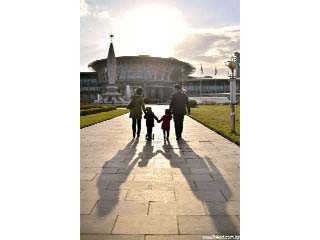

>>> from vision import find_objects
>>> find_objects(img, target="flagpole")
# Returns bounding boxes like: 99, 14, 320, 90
200, 64, 203, 97
200, 78, 202, 97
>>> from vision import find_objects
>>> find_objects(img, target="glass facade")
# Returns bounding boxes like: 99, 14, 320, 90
185, 78, 240, 97
80, 72, 99, 105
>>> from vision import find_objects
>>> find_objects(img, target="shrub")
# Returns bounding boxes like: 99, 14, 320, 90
80, 104, 96, 110
144, 98, 150, 104
189, 99, 198, 108
80, 104, 113, 110
80, 106, 117, 116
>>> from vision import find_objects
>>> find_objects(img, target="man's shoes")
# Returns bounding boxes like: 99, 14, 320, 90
133, 133, 136, 138
176, 137, 181, 140
137, 134, 140, 138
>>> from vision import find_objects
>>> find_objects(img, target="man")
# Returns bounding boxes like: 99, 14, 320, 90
169, 84, 190, 140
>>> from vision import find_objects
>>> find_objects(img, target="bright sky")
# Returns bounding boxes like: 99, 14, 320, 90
80, 0, 240, 76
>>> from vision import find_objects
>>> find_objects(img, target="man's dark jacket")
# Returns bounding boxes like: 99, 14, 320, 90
169, 92, 190, 115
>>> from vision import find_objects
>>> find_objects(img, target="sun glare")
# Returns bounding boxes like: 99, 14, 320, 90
114, 5, 187, 57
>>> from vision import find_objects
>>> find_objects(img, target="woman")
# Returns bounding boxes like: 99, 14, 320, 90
128, 87, 146, 138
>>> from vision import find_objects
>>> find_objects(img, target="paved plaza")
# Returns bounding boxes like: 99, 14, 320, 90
81, 105, 240, 239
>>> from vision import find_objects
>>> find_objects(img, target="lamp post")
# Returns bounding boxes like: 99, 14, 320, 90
225, 56, 237, 133
181, 67, 185, 90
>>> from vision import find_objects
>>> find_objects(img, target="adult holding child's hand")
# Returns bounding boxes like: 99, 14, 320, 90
169, 84, 190, 140
127, 87, 146, 138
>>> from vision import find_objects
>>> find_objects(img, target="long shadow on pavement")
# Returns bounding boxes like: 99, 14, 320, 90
158, 139, 240, 235
95, 138, 140, 217
93, 135, 239, 235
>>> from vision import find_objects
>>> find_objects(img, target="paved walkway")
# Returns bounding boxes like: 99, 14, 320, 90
81, 105, 240, 239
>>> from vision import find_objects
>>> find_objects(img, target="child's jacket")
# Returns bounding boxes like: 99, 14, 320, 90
159, 114, 172, 130
144, 112, 159, 128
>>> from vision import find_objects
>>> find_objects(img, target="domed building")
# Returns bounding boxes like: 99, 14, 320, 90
80, 39, 239, 105
86, 54, 195, 104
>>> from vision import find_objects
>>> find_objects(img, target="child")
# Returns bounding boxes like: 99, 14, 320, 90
158, 109, 172, 140
144, 107, 159, 140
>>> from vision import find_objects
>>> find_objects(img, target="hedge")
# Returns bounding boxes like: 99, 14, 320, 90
189, 99, 198, 108
80, 106, 117, 116
80, 104, 113, 110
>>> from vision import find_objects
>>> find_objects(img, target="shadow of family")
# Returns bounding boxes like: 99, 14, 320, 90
95, 138, 239, 234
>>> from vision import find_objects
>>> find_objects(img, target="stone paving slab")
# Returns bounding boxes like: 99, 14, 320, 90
171, 176, 195, 185
153, 168, 190, 175
107, 181, 153, 190
80, 214, 118, 234
99, 173, 135, 182
146, 235, 206, 240
178, 215, 240, 234
149, 200, 206, 215
194, 181, 223, 191
81, 198, 98, 214
174, 174, 214, 182
134, 173, 173, 182
93, 200, 149, 216
81, 180, 97, 192
152, 181, 196, 191
112, 215, 178, 234
81, 171, 99, 181
101, 167, 120, 174
212, 172, 240, 182
125, 190, 176, 201
203, 201, 240, 215
81, 167, 120, 174
175, 190, 226, 202
120, 168, 154, 174
189, 168, 216, 175
81, 105, 240, 236
81, 235, 144, 240
81, 189, 128, 201
99, 190, 129, 201
221, 186, 240, 201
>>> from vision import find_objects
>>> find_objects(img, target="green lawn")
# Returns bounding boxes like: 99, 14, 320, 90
189, 105, 240, 145
80, 108, 129, 129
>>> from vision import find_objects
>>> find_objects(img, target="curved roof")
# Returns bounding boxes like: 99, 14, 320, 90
88, 56, 195, 75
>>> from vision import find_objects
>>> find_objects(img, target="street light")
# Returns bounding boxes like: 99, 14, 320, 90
225, 56, 237, 133
181, 67, 185, 90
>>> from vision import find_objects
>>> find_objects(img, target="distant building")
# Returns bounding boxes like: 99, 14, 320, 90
183, 52, 240, 101
185, 76, 240, 101
80, 72, 99, 105
80, 45, 240, 104
80, 55, 195, 104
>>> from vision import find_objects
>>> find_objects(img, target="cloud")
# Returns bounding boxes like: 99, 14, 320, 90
80, 0, 89, 17
92, 10, 110, 19
173, 26, 239, 76
80, 1, 239, 76
174, 26, 239, 66
80, 0, 110, 19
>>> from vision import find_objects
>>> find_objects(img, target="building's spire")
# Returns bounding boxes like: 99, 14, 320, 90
107, 34, 115, 59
